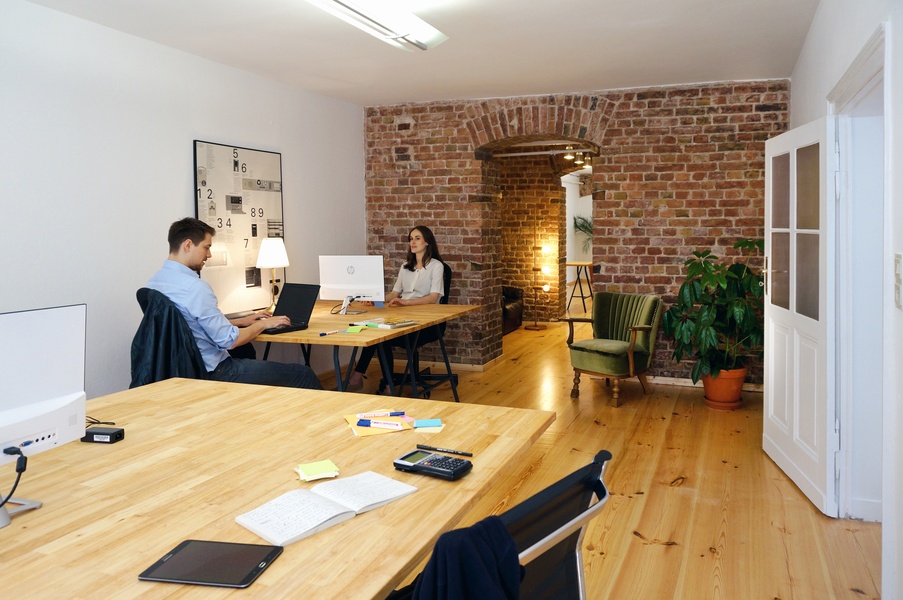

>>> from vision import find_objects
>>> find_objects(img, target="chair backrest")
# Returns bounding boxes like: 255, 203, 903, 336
439, 261, 452, 305
130, 288, 206, 388
591, 291, 662, 353
498, 449, 613, 600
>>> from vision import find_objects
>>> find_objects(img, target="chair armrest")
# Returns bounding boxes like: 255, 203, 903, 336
627, 325, 652, 332
562, 317, 592, 345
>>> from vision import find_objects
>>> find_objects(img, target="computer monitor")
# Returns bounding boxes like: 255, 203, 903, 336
0, 304, 87, 528
318, 255, 386, 307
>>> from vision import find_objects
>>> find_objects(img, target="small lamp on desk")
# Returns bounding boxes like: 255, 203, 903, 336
256, 237, 289, 313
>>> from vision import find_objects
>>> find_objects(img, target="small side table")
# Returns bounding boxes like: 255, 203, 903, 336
566, 261, 594, 312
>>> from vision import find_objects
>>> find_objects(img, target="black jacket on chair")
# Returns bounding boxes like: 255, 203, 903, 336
404, 516, 521, 600
129, 288, 207, 388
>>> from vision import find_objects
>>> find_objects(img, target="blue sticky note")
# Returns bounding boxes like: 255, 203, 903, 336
414, 418, 442, 428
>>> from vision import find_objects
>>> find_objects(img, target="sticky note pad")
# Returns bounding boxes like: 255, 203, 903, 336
346, 326, 363, 333
414, 419, 442, 428
295, 459, 339, 482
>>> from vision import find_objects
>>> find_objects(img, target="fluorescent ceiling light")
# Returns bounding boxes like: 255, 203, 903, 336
307, 0, 448, 51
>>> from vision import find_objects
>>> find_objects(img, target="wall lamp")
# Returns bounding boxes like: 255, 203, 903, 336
307, 0, 448, 51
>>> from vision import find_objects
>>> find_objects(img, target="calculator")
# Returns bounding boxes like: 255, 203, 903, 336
393, 449, 473, 480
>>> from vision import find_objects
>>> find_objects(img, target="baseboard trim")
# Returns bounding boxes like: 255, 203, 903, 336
646, 375, 763, 392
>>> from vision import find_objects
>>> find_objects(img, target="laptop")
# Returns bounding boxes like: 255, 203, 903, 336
263, 283, 320, 334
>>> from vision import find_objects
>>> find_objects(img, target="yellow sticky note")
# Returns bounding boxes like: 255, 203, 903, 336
295, 459, 340, 481
346, 326, 364, 333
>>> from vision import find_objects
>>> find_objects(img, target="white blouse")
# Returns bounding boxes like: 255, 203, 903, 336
391, 260, 444, 302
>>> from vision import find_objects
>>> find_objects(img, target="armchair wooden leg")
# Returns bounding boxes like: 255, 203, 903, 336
610, 378, 621, 408
637, 372, 651, 394
570, 371, 581, 398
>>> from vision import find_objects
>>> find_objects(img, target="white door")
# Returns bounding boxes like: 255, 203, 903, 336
762, 118, 838, 517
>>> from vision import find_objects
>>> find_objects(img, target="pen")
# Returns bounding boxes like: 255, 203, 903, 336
357, 419, 403, 430
416, 443, 473, 457
356, 411, 404, 418
319, 330, 340, 336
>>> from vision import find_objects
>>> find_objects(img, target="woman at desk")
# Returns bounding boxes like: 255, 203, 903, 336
346, 225, 444, 392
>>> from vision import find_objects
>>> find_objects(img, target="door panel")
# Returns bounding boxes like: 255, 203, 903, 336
763, 117, 838, 517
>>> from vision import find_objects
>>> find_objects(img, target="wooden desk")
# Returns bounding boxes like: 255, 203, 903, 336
258, 301, 479, 398
566, 261, 595, 312
0, 379, 554, 598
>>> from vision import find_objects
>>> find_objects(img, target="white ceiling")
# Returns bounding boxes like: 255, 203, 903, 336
25, 0, 820, 106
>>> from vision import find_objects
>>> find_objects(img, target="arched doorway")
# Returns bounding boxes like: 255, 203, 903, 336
477, 138, 598, 326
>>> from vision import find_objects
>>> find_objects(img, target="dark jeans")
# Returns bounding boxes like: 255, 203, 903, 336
210, 357, 322, 390
354, 345, 380, 375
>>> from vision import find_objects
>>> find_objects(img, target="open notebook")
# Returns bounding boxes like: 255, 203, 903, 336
235, 471, 417, 546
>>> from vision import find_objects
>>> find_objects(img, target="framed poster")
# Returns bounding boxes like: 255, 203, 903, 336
194, 140, 285, 314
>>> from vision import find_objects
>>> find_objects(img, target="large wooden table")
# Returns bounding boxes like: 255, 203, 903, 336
0, 379, 554, 598
258, 301, 479, 396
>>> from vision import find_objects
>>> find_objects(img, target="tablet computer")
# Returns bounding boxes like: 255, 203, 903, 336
138, 539, 283, 588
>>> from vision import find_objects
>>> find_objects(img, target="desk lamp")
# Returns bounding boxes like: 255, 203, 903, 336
256, 238, 289, 313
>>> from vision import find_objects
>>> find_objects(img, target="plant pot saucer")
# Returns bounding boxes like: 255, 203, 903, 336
703, 396, 743, 411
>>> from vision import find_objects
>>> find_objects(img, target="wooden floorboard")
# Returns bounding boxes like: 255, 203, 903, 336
350, 304, 882, 599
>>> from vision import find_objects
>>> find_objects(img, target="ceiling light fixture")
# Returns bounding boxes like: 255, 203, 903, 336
574, 152, 584, 165
563, 146, 575, 160
307, 0, 448, 51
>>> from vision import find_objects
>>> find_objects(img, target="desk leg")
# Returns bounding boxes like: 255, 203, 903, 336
400, 332, 420, 398
435, 327, 460, 403
301, 344, 311, 367
334, 346, 358, 392
567, 265, 593, 312
263, 342, 272, 361
579, 265, 592, 312
567, 265, 587, 311
376, 343, 397, 396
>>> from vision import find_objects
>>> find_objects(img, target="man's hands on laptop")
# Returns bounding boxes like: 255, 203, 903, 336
232, 311, 284, 328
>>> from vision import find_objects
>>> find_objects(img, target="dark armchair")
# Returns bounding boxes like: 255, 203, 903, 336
502, 286, 524, 335
564, 291, 662, 407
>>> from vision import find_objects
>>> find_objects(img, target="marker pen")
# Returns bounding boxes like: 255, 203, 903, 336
357, 419, 403, 430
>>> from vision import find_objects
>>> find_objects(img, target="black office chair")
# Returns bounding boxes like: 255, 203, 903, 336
378, 262, 460, 401
391, 449, 613, 600
129, 288, 207, 388
500, 449, 612, 599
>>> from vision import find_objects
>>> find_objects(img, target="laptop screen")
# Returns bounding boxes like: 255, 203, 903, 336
272, 283, 320, 323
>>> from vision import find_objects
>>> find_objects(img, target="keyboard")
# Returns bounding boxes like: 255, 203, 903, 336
263, 322, 308, 334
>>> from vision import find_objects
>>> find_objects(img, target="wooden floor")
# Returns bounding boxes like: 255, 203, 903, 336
351, 303, 883, 599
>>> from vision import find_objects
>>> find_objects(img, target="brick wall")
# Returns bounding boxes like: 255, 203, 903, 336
364, 81, 789, 380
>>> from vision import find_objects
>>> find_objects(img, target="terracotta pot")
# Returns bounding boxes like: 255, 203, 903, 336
701, 367, 747, 410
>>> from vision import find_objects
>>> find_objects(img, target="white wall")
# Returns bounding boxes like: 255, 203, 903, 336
563, 173, 593, 283
790, 0, 900, 595
0, 1, 366, 398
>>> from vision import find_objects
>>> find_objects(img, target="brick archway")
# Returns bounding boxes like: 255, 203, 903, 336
461, 95, 616, 150
461, 97, 614, 326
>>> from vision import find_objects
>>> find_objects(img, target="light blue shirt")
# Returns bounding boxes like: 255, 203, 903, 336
146, 260, 238, 372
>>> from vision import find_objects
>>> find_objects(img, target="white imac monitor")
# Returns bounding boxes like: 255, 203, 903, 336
318, 255, 386, 307
0, 304, 87, 527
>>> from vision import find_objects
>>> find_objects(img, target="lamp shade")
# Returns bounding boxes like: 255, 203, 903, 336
256, 238, 290, 269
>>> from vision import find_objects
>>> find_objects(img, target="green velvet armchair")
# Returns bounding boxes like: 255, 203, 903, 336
565, 291, 662, 407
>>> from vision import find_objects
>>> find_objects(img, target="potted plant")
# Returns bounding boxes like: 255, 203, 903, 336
573, 215, 593, 253
662, 238, 765, 409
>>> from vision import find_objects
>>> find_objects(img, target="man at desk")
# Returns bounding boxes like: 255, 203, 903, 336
146, 217, 322, 389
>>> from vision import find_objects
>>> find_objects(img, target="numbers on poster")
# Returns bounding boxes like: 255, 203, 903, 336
193, 140, 285, 313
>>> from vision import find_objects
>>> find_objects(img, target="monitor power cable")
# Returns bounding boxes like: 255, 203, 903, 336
1, 447, 27, 510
